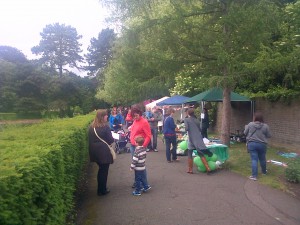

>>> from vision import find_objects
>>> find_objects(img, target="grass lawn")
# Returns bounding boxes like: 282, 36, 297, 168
223, 141, 299, 195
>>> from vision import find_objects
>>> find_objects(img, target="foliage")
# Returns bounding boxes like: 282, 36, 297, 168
285, 157, 300, 183
98, 0, 285, 145
0, 49, 102, 116
31, 23, 84, 76
0, 46, 28, 64
0, 114, 94, 225
85, 28, 116, 78
237, 1, 300, 101
0, 113, 17, 120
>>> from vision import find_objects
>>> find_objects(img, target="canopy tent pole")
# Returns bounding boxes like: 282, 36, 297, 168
180, 104, 184, 120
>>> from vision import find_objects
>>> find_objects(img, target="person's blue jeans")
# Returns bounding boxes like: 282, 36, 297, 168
130, 144, 136, 157
134, 170, 149, 193
148, 127, 158, 150
164, 135, 177, 161
247, 141, 267, 178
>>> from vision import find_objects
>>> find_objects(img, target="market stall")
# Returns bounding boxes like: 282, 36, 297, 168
194, 144, 228, 163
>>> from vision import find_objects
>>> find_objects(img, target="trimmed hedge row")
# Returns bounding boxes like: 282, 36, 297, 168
0, 114, 94, 225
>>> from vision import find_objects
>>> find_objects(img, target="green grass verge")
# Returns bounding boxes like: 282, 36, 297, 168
224, 142, 296, 191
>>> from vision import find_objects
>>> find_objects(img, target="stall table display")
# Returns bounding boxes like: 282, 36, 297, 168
193, 143, 229, 163
176, 131, 188, 156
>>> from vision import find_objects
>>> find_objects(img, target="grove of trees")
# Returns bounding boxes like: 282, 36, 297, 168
97, 0, 300, 144
0, 23, 116, 117
1, 1, 300, 144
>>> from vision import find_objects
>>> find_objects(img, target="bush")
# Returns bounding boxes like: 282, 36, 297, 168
285, 157, 300, 183
0, 113, 17, 120
0, 114, 94, 225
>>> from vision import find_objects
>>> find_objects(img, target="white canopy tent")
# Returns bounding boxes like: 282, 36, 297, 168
145, 96, 169, 109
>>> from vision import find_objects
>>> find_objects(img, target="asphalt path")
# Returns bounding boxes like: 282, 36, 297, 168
75, 139, 300, 225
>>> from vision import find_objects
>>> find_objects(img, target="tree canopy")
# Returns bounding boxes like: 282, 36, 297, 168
97, 0, 300, 144
31, 23, 84, 76
85, 28, 117, 77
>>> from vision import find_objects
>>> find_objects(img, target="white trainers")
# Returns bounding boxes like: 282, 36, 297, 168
143, 186, 152, 192
154, 149, 158, 152
249, 176, 257, 181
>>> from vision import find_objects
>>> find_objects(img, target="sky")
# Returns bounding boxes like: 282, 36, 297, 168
0, 0, 111, 75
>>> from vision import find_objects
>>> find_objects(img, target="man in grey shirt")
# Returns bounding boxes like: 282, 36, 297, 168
146, 107, 163, 152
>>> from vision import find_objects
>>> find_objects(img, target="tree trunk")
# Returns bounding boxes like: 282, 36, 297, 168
221, 87, 231, 146
59, 65, 63, 77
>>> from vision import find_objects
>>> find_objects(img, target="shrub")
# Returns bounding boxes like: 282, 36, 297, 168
0, 114, 94, 225
285, 157, 300, 183
0, 113, 17, 120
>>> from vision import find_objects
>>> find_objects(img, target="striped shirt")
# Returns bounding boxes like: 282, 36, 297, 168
130, 146, 147, 171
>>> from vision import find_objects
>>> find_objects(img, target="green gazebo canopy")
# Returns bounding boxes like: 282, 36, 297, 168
184, 88, 250, 103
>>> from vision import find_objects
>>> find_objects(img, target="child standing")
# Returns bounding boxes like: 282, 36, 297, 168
130, 136, 151, 196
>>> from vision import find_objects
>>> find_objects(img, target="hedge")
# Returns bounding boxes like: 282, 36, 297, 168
0, 114, 94, 225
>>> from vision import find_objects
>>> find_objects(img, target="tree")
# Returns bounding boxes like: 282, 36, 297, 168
99, 0, 283, 145
31, 23, 84, 76
0, 45, 28, 64
85, 28, 116, 77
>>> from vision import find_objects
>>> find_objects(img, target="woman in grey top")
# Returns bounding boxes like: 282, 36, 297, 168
184, 108, 213, 174
244, 112, 271, 181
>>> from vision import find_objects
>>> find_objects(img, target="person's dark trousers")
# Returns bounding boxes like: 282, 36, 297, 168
97, 163, 110, 194
164, 135, 177, 161
147, 127, 158, 150
201, 127, 208, 139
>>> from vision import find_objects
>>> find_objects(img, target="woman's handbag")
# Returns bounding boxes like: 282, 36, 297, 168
94, 128, 116, 161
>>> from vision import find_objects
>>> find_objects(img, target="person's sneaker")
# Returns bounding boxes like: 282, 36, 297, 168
143, 186, 151, 192
146, 149, 150, 152
153, 149, 158, 152
249, 176, 257, 181
262, 170, 268, 175
132, 191, 141, 196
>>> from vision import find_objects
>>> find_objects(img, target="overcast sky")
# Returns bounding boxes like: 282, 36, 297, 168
0, 0, 110, 74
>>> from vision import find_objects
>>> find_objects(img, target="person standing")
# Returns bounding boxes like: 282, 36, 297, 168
201, 108, 209, 138
109, 107, 124, 132
184, 108, 213, 174
163, 107, 179, 163
128, 105, 152, 188
88, 109, 114, 196
146, 107, 162, 152
244, 112, 271, 181
129, 105, 152, 156
130, 136, 151, 196
125, 108, 133, 129
157, 108, 163, 133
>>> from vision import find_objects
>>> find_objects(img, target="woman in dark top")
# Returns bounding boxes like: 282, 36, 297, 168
201, 108, 209, 138
163, 107, 179, 163
89, 109, 114, 196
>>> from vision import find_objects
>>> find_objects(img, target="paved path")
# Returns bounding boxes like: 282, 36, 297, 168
75, 139, 300, 225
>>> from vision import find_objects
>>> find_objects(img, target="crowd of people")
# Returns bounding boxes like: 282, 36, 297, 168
88, 104, 271, 196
